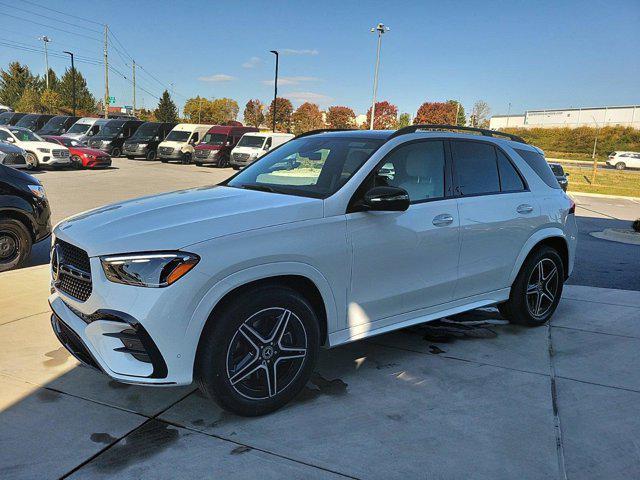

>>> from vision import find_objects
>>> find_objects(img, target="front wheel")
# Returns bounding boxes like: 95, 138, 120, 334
71, 155, 83, 169
615, 162, 626, 170
0, 218, 32, 272
146, 150, 157, 161
25, 152, 38, 170
111, 147, 121, 158
499, 246, 564, 326
181, 153, 192, 165
196, 286, 320, 416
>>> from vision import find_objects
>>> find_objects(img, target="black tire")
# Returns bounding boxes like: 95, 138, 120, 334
233, 166, 241, 170
71, 155, 83, 169
194, 162, 203, 167
161, 159, 168, 163
146, 150, 157, 161
615, 162, 626, 170
217, 155, 228, 168
0, 218, 32, 272
111, 147, 121, 158
182, 153, 192, 165
499, 246, 564, 326
126, 155, 135, 160
196, 286, 320, 416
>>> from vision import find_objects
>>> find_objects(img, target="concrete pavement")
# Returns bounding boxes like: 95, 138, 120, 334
1, 266, 639, 479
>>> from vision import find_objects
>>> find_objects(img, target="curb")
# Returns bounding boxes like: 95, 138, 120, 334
569, 191, 640, 201
590, 228, 640, 245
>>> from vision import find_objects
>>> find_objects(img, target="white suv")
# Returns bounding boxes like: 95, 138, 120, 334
49, 126, 577, 416
607, 151, 640, 170
0, 126, 70, 169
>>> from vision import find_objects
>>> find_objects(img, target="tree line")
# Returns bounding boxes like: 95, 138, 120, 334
0, 60, 492, 133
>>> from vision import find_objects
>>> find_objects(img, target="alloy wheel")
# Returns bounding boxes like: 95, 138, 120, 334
226, 307, 308, 400
526, 258, 559, 318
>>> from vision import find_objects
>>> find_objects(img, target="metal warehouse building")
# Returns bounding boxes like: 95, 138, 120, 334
490, 104, 640, 130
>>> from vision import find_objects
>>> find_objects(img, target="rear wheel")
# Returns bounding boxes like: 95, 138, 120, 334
615, 162, 626, 170
499, 246, 564, 326
0, 218, 32, 272
196, 286, 319, 416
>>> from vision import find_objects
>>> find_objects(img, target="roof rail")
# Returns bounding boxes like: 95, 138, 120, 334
388, 124, 527, 144
294, 128, 356, 139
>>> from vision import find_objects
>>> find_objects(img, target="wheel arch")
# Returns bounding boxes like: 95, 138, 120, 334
0, 207, 37, 241
509, 229, 570, 284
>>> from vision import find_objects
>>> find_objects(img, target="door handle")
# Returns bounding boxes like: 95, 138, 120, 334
432, 214, 454, 227
517, 204, 534, 214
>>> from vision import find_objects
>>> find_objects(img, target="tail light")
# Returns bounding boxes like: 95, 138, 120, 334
568, 199, 576, 215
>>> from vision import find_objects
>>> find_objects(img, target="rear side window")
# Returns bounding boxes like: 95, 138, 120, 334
452, 141, 500, 195
514, 148, 560, 189
497, 150, 526, 192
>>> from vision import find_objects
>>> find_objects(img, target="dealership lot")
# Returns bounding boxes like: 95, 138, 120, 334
1, 159, 639, 478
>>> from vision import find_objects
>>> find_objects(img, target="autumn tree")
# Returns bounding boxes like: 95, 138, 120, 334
447, 100, 466, 126
471, 100, 490, 128
183, 97, 239, 124
265, 97, 293, 132
243, 99, 264, 127
291, 102, 324, 135
366, 101, 398, 130
414, 101, 456, 125
41, 89, 62, 114
15, 87, 42, 113
155, 90, 179, 122
0, 62, 39, 108
398, 112, 411, 128
325, 106, 356, 129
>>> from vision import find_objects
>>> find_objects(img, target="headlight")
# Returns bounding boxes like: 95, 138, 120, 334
101, 252, 199, 288
37, 148, 51, 153
28, 184, 46, 199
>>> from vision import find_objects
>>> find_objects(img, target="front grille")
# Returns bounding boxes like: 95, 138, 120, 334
195, 149, 210, 158
88, 140, 103, 149
124, 143, 140, 152
232, 152, 250, 162
54, 239, 92, 302
159, 147, 174, 155
3, 153, 26, 166
52, 149, 69, 158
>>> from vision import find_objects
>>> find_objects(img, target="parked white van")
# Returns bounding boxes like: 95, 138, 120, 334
158, 123, 212, 164
63, 118, 109, 143
230, 132, 295, 169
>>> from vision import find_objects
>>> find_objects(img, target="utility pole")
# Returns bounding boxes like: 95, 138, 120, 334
270, 50, 279, 132
103, 24, 109, 119
39, 36, 51, 89
132, 60, 136, 118
506, 102, 512, 128
63, 51, 76, 116
369, 23, 389, 130
591, 116, 600, 184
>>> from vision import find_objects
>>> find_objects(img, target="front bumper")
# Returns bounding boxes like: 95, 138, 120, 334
194, 151, 221, 164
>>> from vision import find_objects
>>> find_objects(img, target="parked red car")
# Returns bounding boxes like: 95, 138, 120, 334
44, 135, 111, 168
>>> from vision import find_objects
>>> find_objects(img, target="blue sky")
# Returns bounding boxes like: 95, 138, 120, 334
1, 0, 638, 118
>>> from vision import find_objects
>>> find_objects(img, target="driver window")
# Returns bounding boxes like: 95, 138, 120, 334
191, 133, 199, 144
374, 141, 445, 203
264, 138, 272, 149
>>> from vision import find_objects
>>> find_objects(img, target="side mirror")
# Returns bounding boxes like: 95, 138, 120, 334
565, 172, 570, 177
363, 186, 410, 212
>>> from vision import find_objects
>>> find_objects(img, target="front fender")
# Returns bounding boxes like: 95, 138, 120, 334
508, 228, 568, 284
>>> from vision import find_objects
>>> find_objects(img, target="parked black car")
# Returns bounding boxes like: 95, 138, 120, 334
0, 141, 28, 169
86, 119, 144, 157
0, 112, 27, 126
549, 163, 569, 191
37, 115, 80, 136
15, 114, 55, 132
0, 163, 51, 271
123, 121, 177, 160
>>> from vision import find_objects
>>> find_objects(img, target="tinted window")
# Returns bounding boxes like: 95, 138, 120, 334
374, 141, 445, 202
550, 164, 564, 176
497, 150, 526, 192
452, 141, 500, 195
514, 148, 560, 189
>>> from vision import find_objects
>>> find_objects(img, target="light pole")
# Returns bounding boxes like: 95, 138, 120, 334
270, 50, 279, 132
591, 116, 600, 183
369, 23, 389, 130
506, 102, 512, 128
63, 51, 76, 116
39, 36, 51, 89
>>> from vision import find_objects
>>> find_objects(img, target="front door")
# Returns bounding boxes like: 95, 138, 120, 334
346, 140, 460, 326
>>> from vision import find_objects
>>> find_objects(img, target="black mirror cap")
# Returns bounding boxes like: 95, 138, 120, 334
364, 186, 410, 212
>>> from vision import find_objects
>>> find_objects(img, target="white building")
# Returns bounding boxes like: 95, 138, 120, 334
490, 104, 640, 130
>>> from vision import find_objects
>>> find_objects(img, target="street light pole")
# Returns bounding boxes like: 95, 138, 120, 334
369, 23, 389, 130
591, 116, 600, 184
63, 51, 76, 116
506, 102, 511, 128
270, 50, 279, 132
39, 36, 51, 89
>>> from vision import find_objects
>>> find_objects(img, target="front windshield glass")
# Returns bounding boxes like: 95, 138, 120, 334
57, 137, 85, 147
41, 117, 67, 131
165, 130, 190, 142
98, 122, 125, 137
66, 122, 91, 134
237, 136, 265, 148
0, 112, 13, 125
130, 123, 160, 141
227, 136, 384, 199
15, 115, 38, 129
9, 128, 42, 142
201, 132, 227, 146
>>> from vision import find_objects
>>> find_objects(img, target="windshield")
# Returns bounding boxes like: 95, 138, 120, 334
165, 130, 190, 142
237, 136, 266, 148
129, 123, 160, 140
9, 128, 42, 142
57, 137, 85, 148
41, 117, 67, 131
201, 132, 227, 146
98, 122, 125, 137
550, 164, 564, 175
66, 122, 91, 134
0, 112, 12, 125
15, 115, 38, 129
227, 136, 384, 199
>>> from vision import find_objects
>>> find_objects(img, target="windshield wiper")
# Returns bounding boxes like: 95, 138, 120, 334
238, 183, 279, 193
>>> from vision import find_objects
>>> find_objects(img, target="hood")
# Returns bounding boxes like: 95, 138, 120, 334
195, 144, 222, 151
23, 141, 68, 151
124, 138, 153, 145
1, 162, 39, 184
158, 140, 187, 148
73, 147, 108, 156
62, 132, 86, 140
0, 142, 25, 154
54, 186, 324, 257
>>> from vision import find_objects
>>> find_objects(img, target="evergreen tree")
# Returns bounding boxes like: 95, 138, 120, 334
447, 100, 466, 126
0, 62, 39, 108
58, 67, 96, 115
15, 87, 42, 113
154, 90, 178, 122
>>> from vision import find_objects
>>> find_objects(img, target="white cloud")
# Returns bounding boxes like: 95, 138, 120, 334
242, 57, 262, 68
197, 74, 235, 82
284, 91, 332, 105
281, 48, 319, 56
262, 76, 320, 86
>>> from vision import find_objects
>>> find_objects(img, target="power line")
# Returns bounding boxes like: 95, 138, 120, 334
0, 1, 102, 34
20, 0, 105, 26
1, 12, 102, 42
108, 65, 160, 100
0, 41, 101, 66
137, 64, 187, 99
0, 36, 100, 63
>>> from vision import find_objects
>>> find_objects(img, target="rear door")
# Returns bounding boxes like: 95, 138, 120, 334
452, 140, 538, 298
